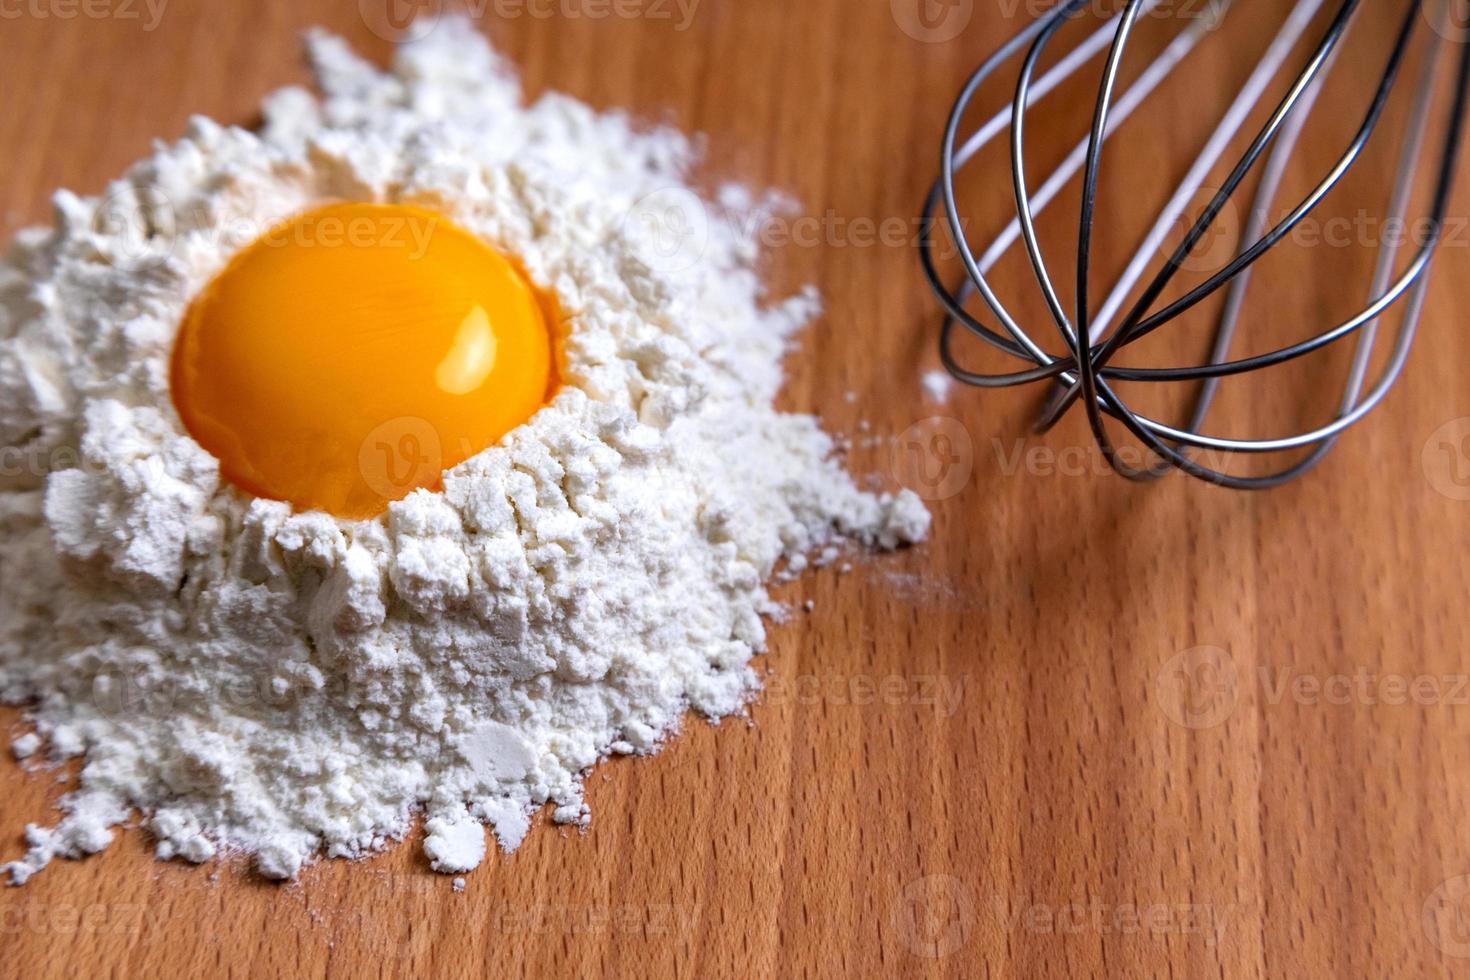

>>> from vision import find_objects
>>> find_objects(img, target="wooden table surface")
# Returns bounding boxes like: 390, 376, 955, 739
3, 1, 1469, 977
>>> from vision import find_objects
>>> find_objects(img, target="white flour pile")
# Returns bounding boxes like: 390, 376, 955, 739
0, 21, 927, 883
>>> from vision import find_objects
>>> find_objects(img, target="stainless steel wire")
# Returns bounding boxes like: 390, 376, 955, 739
921, 0, 1470, 488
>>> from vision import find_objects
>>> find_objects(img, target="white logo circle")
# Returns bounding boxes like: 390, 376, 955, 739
359, 0, 443, 42
892, 417, 974, 501
359, 416, 444, 504
1423, 418, 1470, 501
892, 875, 974, 958
1425, 875, 1470, 958
1156, 646, 1239, 729
622, 187, 710, 275
93, 185, 177, 264
890, 0, 975, 43
1166, 186, 1241, 275
1424, 0, 1470, 44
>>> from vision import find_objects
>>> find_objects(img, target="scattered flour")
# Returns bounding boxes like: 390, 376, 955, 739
921, 370, 954, 404
10, 733, 39, 761
0, 21, 927, 883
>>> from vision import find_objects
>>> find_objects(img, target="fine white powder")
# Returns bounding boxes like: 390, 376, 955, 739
0, 20, 928, 883
921, 369, 954, 404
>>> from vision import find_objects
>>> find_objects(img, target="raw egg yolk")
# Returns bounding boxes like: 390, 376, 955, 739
171, 203, 557, 520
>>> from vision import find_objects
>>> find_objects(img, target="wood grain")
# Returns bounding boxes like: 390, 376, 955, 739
3, 1, 1469, 977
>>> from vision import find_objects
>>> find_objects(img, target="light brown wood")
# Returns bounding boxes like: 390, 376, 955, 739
3, 2, 1469, 977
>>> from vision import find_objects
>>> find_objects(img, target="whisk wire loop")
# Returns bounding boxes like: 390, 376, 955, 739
922, 0, 1470, 488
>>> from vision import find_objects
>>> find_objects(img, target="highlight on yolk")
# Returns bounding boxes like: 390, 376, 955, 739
171, 202, 559, 520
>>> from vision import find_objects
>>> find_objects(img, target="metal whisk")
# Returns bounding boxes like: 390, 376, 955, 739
921, 0, 1470, 488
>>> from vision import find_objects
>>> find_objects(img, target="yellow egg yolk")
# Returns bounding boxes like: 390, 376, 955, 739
171, 202, 558, 520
